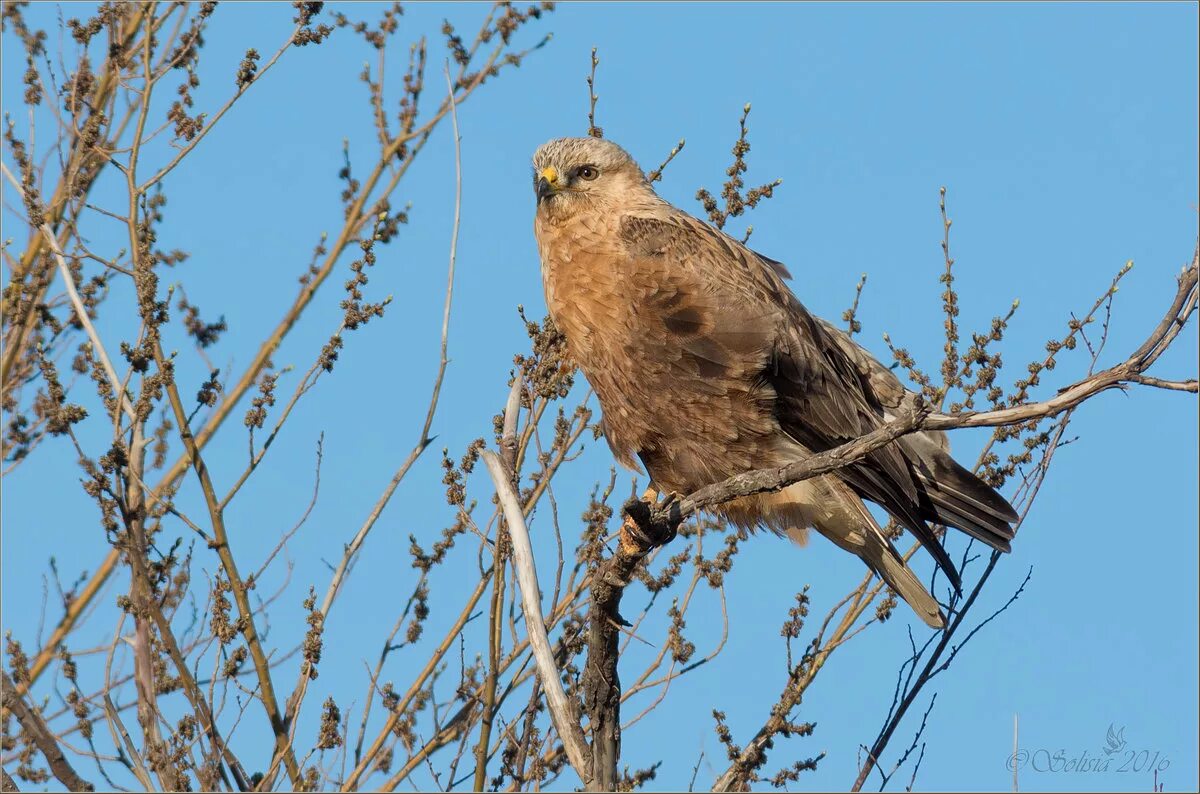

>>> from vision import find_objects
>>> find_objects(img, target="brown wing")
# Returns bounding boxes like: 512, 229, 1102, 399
601, 217, 784, 492
619, 213, 963, 588
814, 317, 949, 452
767, 297, 964, 587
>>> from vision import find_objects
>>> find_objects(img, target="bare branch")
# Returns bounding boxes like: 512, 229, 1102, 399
137, 23, 303, 192
586, 48, 602, 139
2, 670, 95, 792
1133, 374, 1198, 392
0, 162, 135, 422
482, 450, 592, 788
647, 139, 686, 184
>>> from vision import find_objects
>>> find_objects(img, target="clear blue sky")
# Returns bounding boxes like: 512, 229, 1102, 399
3, 3, 1197, 791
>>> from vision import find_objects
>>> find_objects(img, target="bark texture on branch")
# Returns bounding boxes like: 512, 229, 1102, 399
2, 671, 95, 792
583, 494, 676, 791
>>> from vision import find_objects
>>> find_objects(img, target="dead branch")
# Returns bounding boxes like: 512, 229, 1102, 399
483, 450, 593, 787
2, 671, 94, 792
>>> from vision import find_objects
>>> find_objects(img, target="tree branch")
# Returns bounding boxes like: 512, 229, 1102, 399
0, 162, 136, 422
482, 450, 593, 788
11, 5, 539, 702
2, 671, 95, 792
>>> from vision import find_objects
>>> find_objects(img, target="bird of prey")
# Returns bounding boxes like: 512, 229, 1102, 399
530, 137, 1018, 628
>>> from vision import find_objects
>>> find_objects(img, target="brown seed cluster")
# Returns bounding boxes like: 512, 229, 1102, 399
696, 104, 782, 234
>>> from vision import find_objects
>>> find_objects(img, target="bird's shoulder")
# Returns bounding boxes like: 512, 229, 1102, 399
617, 210, 788, 286
614, 209, 877, 417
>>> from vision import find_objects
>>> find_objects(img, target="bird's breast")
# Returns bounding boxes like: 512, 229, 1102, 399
533, 211, 795, 495
535, 218, 634, 359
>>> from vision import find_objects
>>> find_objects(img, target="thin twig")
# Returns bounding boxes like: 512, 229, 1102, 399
316, 61, 465, 623
647, 139, 686, 184
137, 23, 303, 192
0, 162, 135, 421
586, 48, 601, 138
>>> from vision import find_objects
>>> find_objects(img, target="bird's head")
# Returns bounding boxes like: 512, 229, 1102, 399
531, 137, 648, 220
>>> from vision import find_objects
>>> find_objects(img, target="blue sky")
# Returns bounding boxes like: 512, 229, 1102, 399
2, 2, 1197, 791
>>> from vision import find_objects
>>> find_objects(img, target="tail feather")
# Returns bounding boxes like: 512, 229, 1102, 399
921, 486, 1014, 552
838, 488, 947, 629
903, 437, 1020, 551
861, 534, 946, 629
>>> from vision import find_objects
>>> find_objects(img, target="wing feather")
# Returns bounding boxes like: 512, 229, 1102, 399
619, 212, 964, 588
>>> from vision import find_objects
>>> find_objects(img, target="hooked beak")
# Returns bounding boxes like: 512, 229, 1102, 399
536, 166, 559, 203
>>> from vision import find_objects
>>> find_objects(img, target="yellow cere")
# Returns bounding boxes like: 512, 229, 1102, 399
539, 166, 559, 185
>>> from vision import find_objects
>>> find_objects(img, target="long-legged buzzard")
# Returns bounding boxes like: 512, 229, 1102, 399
531, 137, 1017, 628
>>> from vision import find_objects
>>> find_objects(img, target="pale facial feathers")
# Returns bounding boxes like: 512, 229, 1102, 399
531, 137, 653, 220
531, 137, 642, 181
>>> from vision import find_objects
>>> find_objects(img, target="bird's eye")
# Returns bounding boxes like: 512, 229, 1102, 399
576, 165, 599, 181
